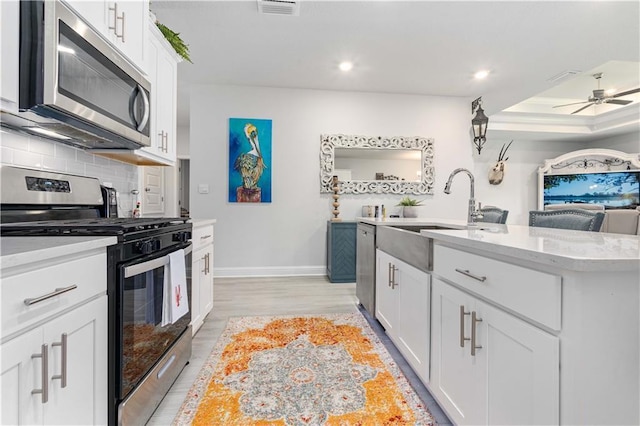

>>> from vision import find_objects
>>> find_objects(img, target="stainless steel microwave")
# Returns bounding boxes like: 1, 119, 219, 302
0, 0, 151, 150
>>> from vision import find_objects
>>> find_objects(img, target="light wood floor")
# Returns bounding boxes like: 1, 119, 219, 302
147, 276, 451, 425
147, 276, 360, 425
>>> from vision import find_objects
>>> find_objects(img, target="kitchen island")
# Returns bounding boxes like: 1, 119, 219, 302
421, 224, 639, 426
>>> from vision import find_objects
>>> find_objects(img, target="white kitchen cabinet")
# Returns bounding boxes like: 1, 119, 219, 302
191, 221, 215, 335
140, 19, 179, 164
0, 0, 19, 113
1, 240, 110, 426
375, 249, 430, 383
64, 0, 149, 72
431, 277, 559, 425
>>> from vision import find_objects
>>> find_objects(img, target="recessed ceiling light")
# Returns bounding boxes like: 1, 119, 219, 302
474, 70, 490, 79
339, 61, 353, 72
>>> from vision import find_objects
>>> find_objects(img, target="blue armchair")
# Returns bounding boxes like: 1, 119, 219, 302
529, 209, 605, 232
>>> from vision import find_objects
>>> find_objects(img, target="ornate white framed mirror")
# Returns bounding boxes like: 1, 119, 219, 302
319, 134, 435, 194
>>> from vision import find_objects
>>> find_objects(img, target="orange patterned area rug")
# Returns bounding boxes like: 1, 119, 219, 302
172, 313, 435, 425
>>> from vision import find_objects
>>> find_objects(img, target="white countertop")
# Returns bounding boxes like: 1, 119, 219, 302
190, 219, 217, 227
357, 217, 468, 229
421, 224, 640, 272
1, 236, 117, 270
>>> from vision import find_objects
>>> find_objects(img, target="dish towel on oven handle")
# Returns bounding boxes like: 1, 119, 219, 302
161, 249, 189, 326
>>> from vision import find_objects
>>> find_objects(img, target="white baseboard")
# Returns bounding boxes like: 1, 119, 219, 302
213, 265, 326, 278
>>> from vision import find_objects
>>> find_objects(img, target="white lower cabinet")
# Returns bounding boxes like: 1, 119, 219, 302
191, 221, 215, 335
1, 296, 107, 425
431, 277, 559, 425
375, 249, 430, 383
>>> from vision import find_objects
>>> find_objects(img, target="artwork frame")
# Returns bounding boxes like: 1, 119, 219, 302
228, 118, 272, 203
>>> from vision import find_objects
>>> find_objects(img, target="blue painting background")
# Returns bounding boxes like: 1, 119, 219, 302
228, 118, 272, 203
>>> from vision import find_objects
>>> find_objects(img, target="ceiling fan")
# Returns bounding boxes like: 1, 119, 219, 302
553, 72, 640, 114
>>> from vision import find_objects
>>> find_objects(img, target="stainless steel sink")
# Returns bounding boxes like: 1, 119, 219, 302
377, 225, 462, 272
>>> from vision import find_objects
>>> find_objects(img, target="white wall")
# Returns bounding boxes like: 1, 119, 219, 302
586, 131, 640, 152
1, 128, 140, 216
190, 84, 489, 276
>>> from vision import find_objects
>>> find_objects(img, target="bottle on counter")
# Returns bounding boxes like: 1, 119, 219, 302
374, 205, 379, 219
381, 204, 386, 219
132, 201, 141, 218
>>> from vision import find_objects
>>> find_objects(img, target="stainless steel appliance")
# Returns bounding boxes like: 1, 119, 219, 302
0, 0, 151, 150
356, 222, 376, 316
101, 186, 119, 218
0, 166, 192, 426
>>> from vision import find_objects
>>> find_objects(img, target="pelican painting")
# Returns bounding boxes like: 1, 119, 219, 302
228, 118, 272, 203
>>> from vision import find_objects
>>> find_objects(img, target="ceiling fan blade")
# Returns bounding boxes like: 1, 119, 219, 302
606, 99, 633, 106
553, 101, 589, 108
571, 103, 594, 114
612, 87, 640, 98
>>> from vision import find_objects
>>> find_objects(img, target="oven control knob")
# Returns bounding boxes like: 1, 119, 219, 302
172, 231, 191, 243
135, 240, 154, 254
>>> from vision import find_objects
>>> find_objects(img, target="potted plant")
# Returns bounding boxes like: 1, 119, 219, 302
397, 197, 423, 218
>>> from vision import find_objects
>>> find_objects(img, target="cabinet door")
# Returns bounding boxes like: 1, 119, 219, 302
430, 278, 481, 425
1, 328, 44, 426
199, 245, 214, 319
375, 250, 398, 334
395, 260, 430, 383
1, 0, 19, 112
143, 24, 177, 164
43, 296, 108, 425
190, 247, 204, 335
106, 1, 148, 71
475, 299, 559, 425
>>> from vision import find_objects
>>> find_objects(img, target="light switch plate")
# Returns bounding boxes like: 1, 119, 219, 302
198, 184, 209, 194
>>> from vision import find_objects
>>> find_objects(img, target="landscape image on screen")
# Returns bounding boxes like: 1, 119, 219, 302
544, 171, 640, 208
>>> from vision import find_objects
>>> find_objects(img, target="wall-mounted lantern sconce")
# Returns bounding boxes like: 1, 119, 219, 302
471, 97, 489, 154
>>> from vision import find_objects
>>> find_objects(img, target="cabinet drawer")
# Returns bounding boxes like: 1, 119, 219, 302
1, 251, 107, 339
192, 224, 214, 251
433, 245, 561, 330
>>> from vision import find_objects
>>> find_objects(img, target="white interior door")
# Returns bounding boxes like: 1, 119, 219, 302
142, 166, 165, 216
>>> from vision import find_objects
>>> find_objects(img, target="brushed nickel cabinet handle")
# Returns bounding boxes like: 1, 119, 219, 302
471, 311, 483, 356
200, 234, 212, 240
391, 265, 398, 289
455, 268, 487, 282
51, 333, 68, 388
24, 285, 78, 306
460, 305, 470, 347
31, 344, 48, 403
119, 10, 126, 42
388, 262, 393, 287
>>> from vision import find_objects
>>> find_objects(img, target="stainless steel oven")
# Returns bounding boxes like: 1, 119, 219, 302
1, 0, 151, 150
116, 236, 192, 426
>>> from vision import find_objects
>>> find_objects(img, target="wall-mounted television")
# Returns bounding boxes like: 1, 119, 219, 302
543, 171, 640, 209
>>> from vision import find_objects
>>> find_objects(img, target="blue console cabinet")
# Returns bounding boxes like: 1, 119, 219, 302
326, 221, 357, 283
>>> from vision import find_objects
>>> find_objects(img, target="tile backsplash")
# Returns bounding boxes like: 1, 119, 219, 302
1, 128, 140, 217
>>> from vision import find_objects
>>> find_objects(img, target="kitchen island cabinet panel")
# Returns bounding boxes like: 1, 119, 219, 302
431, 277, 559, 425
376, 249, 430, 383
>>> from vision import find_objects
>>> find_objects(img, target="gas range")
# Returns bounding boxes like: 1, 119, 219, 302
1, 217, 191, 241
0, 166, 193, 426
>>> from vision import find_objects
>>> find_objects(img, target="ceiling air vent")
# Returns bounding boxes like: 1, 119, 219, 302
257, 0, 300, 16
547, 70, 581, 83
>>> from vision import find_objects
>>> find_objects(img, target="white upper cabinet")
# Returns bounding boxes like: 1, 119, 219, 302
141, 19, 178, 164
64, 0, 149, 73
1, 0, 19, 113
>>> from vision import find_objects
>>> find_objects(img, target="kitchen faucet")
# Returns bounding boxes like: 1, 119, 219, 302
444, 168, 483, 226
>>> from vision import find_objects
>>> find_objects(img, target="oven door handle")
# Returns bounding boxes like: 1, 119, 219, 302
124, 244, 192, 278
